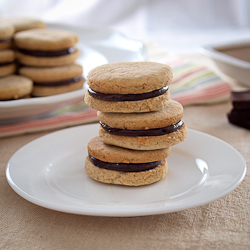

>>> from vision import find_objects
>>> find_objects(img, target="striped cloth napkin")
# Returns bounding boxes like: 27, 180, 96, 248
0, 58, 231, 138
166, 58, 232, 105
0, 102, 98, 138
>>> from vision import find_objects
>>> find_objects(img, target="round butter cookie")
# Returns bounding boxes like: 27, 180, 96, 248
0, 49, 16, 77
2, 17, 45, 32
85, 136, 170, 186
0, 75, 33, 100
84, 62, 172, 113
0, 21, 15, 50
98, 99, 188, 150
14, 29, 79, 66
19, 63, 84, 96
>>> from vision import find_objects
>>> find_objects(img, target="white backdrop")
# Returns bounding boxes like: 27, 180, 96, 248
1, 0, 250, 52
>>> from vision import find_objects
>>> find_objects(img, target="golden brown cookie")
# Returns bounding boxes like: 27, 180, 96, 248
0, 49, 16, 77
14, 29, 79, 66
19, 64, 84, 97
0, 75, 33, 100
87, 62, 173, 94
85, 136, 170, 186
2, 17, 45, 32
85, 62, 172, 113
88, 136, 171, 163
0, 21, 15, 50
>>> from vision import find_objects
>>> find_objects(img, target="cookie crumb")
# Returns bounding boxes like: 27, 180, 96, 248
137, 137, 149, 145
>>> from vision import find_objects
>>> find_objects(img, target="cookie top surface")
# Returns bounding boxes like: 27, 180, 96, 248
87, 62, 173, 94
87, 136, 171, 163
0, 75, 33, 100
0, 49, 15, 62
19, 63, 83, 81
14, 29, 79, 50
2, 17, 45, 32
97, 99, 183, 129
0, 21, 15, 39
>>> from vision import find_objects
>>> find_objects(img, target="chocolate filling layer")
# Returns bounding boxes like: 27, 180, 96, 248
34, 76, 82, 87
18, 47, 76, 57
0, 37, 12, 43
89, 154, 161, 172
100, 120, 183, 136
88, 85, 169, 102
0, 61, 13, 67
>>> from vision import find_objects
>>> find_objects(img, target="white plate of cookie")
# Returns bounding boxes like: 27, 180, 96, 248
0, 20, 146, 123
6, 123, 246, 217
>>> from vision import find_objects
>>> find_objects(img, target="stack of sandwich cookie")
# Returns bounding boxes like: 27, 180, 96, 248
84, 61, 188, 186
15, 29, 84, 97
0, 21, 16, 76
0, 17, 84, 100
0, 21, 29, 99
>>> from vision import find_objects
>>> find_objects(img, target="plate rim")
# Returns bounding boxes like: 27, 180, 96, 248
6, 124, 247, 217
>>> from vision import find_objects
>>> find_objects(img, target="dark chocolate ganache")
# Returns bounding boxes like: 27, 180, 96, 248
17, 47, 76, 57
88, 85, 169, 102
0, 37, 12, 43
100, 120, 183, 136
89, 154, 161, 172
0, 61, 13, 67
34, 76, 82, 86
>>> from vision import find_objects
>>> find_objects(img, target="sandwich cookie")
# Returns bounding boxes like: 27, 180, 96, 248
19, 63, 84, 96
2, 17, 45, 32
14, 29, 79, 66
85, 136, 170, 186
0, 21, 15, 50
84, 62, 172, 113
0, 75, 33, 100
0, 50, 16, 77
98, 99, 188, 150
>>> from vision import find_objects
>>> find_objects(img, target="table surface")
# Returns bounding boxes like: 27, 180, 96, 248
1, 47, 250, 249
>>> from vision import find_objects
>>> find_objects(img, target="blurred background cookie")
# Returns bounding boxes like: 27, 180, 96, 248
14, 29, 79, 66
2, 17, 45, 32
0, 49, 16, 77
0, 21, 15, 50
0, 75, 33, 100
19, 63, 84, 97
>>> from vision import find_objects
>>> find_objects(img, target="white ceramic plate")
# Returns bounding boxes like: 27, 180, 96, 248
0, 23, 146, 123
199, 40, 250, 87
6, 124, 246, 217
